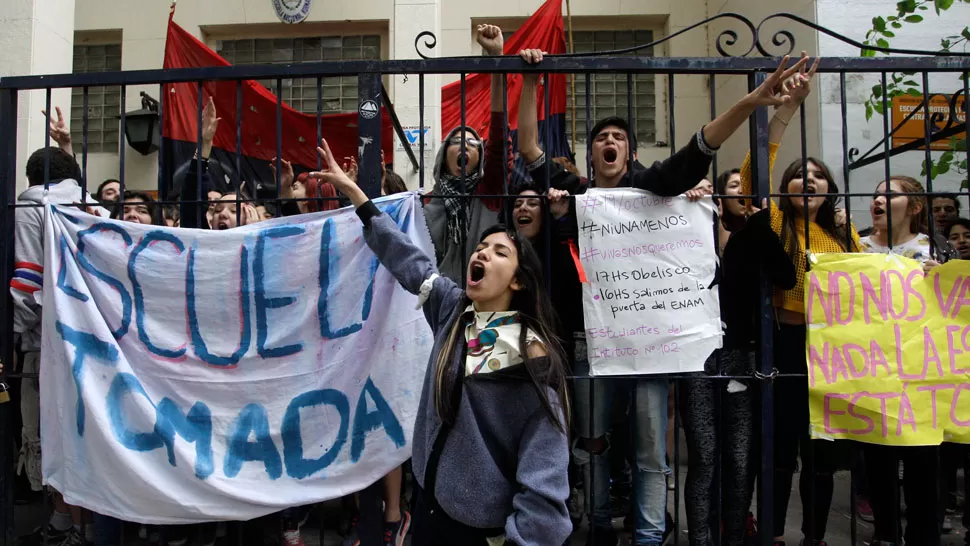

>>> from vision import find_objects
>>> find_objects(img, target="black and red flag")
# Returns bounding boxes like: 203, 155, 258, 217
161, 11, 394, 199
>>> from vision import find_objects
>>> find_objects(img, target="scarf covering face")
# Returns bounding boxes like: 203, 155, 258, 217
433, 126, 486, 245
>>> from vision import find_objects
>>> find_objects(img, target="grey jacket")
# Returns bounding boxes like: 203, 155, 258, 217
424, 112, 511, 283
357, 201, 571, 546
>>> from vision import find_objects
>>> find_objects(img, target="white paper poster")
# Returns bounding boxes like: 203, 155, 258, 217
40, 193, 433, 523
575, 188, 722, 376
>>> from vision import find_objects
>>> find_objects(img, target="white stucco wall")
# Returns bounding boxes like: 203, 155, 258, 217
3, 0, 834, 193
816, 0, 970, 229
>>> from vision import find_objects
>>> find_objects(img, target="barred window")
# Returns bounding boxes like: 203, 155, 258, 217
217, 36, 382, 114
71, 44, 123, 154
568, 30, 655, 144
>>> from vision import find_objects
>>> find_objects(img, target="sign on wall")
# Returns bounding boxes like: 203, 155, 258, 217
41, 194, 433, 523
271, 0, 312, 24
891, 94, 966, 151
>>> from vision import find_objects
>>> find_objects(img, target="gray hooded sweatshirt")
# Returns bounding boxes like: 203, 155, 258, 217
357, 200, 571, 546
424, 112, 510, 284
11, 179, 106, 352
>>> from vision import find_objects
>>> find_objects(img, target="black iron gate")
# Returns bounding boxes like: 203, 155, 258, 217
1, 12, 969, 546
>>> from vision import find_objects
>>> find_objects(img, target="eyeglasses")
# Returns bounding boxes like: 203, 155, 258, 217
446, 136, 481, 147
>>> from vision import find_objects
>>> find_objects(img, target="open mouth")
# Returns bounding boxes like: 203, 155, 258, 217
603, 148, 618, 164
872, 206, 885, 216
469, 262, 486, 285
517, 215, 533, 226
803, 186, 817, 195
216, 221, 231, 230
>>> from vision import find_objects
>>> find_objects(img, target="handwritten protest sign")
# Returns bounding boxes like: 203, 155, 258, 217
807, 253, 970, 445
575, 188, 721, 376
40, 193, 433, 523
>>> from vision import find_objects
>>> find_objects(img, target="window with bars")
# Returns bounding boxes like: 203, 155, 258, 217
567, 30, 656, 144
71, 44, 123, 154
216, 36, 381, 114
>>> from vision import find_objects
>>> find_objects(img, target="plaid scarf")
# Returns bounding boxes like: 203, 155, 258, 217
436, 172, 482, 244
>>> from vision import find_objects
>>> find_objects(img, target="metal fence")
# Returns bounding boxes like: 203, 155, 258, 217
1, 11, 969, 546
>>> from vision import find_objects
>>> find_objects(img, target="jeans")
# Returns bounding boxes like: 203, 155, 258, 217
572, 334, 670, 545
92, 514, 123, 546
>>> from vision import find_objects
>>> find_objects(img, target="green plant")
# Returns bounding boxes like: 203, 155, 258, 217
860, 0, 969, 185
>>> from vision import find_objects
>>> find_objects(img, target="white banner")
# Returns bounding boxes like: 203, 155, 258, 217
40, 193, 433, 523
575, 188, 721, 376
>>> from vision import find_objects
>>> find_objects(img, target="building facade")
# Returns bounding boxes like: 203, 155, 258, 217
2, 0, 826, 192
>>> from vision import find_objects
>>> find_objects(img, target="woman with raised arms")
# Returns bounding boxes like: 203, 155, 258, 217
310, 139, 572, 546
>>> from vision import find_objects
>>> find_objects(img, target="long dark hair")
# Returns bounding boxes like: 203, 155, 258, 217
777, 158, 855, 258
433, 224, 570, 433
110, 191, 165, 226
715, 168, 744, 232
880, 175, 929, 236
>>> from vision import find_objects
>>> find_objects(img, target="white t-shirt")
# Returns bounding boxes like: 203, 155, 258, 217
860, 232, 932, 263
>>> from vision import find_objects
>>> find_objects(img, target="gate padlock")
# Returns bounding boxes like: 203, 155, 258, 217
0, 382, 9, 404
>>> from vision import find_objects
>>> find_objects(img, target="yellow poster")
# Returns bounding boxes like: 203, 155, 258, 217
806, 253, 970, 446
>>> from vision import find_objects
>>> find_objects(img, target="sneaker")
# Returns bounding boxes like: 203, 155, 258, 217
743, 513, 760, 545
341, 516, 360, 546
17, 524, 70, 546
382, 511, 411, 546
585, 526, 618, 546
55, 529, 84, 546
944, 513, 955, 534
855, 495, 874, 523
567, 487, 584, 525
281, 529, 304, 546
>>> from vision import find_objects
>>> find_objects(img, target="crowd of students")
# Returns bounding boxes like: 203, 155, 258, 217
4, 23, 970, 546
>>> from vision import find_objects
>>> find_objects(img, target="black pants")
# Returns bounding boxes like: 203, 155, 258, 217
411, 483, 504, 546
772, 323, 840, 540
865, 444, 940, 545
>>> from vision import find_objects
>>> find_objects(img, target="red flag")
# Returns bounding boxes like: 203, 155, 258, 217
441, 0, 567, 137
162, 16, 393, 168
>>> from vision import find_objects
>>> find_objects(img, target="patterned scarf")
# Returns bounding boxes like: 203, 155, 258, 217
437, 172, 482, 245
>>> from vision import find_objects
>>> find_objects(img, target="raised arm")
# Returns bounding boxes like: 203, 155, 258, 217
311, 140, 463, 328
739, 54, 819, 211
517, 50, 544, 165
700, 54, 812, 149
43, 107, 74, 157
477, 24, 514, 206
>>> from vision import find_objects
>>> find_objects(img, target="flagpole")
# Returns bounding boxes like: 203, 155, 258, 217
565, 0, 576, 151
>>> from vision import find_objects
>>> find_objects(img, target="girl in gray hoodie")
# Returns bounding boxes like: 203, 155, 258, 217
312, 139, 572, 546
